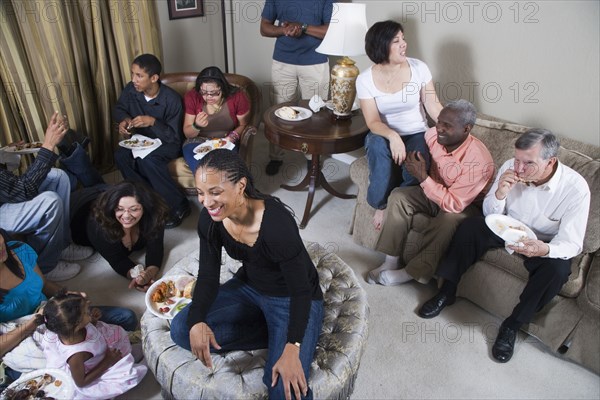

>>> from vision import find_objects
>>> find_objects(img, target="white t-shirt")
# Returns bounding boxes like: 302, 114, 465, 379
356, 57, 432, 136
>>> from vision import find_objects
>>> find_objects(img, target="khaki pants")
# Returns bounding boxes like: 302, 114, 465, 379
269, 60, 329, 160
376, 186, 481, 283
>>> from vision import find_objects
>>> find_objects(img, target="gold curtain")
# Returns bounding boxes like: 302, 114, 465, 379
0, 0, 162, 171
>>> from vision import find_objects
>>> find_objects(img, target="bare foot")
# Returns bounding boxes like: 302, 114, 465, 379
373, 209, 385, 230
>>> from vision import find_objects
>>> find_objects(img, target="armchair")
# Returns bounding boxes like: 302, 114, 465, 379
161, 72, 261, 194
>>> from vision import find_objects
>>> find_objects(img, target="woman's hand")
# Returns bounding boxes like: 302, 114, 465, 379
194, 111, 209, 129
128, 265, 159, 292
271, 343, 307, 400
189, 322, 221, 368
90, 307, 102, 325
388, 135, 407, 165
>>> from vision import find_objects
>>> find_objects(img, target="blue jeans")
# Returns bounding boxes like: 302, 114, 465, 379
96, 306, 138, 332
0, 168, 71, 273
171, 278, 324, 399
365, 131, 430, 209
59, 143, 105, 188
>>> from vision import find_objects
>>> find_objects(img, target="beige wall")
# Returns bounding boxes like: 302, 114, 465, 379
159, 1, 599, 146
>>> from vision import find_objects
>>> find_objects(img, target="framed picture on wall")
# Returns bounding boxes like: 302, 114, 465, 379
168, 0, 204, 20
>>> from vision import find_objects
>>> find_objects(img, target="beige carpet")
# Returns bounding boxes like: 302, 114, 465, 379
68, 130, 599, 399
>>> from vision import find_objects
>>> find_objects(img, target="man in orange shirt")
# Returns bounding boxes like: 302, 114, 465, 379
368, 99, 494, 285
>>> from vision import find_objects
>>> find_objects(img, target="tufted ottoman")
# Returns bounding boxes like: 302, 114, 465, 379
141, 241, 369, 400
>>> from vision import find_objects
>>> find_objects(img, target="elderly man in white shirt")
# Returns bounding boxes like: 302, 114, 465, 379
416, 128, 591, 363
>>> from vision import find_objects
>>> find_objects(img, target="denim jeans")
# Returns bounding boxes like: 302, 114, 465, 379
365, 131, 430, 209
59, 143, 105, 188
0, 168, 71, 273
171, 278, 324, 399
96, 306, 138, 332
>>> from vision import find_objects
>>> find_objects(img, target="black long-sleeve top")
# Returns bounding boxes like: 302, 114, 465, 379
0, 148, 58, 206
71, 199, 164, 277
187, 198, 323, 343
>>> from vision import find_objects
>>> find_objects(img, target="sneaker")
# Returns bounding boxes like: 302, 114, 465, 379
45, 261, 82, 281
61, 243, 95, 261
265, 160, 283, 176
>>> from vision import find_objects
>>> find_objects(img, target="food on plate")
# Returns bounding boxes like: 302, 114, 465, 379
175, 276, 196, 298
2, 373, 59, 400
150, 280, 177, 303
122, 138, 154, 148
195, 145, 212, 154
15, 142, 43, 150
508, 225, 526, 231
278, 106, 299, 119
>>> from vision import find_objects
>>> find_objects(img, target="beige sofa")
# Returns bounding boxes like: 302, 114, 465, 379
349, 115, 600, 374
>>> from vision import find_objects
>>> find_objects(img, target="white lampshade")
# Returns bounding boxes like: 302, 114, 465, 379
316, 3, 367, 57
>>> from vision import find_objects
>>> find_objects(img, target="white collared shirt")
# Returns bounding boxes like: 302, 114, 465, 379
483, 159, 590, 259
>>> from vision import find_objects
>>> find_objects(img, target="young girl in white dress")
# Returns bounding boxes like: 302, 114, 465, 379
42, 291, 146, 399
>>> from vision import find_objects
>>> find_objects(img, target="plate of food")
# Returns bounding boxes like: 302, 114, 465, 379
192, 138, 235, 159
145, 275, 196, 319
118, 137, 157, 150
0, 368, 74, 400
0, 142, 44, 154
485, 214, 537, 246
274, 106, 312, 121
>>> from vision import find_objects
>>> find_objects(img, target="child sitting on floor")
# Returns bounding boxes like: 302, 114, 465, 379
42, 290, 146, 399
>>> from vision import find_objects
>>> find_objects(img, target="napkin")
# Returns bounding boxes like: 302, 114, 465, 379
129, 134, 162, 159
309, 95, 326, 112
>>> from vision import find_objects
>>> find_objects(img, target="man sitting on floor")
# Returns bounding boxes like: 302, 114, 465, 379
368, 99, 494, 286
418, 128, 590, 363
113, 53, 190, 229
0, 112, 93, 281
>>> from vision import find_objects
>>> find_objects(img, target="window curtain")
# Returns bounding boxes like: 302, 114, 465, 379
0, 0, 162, 172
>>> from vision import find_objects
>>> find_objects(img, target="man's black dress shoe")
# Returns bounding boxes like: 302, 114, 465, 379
265, 160, 283, 176
418, 292, 455, 319
492, 325, 517, 363
165, 204, 191, 229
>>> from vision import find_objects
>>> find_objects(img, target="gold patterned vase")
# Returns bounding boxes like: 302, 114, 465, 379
330, 56, 359, 119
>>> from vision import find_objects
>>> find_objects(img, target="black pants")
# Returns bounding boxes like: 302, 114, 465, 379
437, 216, 571, 325
114, 143, 187, 215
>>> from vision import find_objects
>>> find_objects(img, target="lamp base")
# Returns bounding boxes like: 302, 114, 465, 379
330, 56, 359, 117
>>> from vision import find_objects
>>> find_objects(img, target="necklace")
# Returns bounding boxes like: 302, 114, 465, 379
381, 64, 404, 92
208, 99, 223, 114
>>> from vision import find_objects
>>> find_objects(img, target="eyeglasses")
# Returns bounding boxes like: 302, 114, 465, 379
115, 206, 143, 215
200, 90, 222, 97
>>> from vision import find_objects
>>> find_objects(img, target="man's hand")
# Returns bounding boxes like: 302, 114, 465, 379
281, 21, 301, 37
118, 118, 133, 137
405, 151, 428, 183
189, 322, 221, 369
495, 169, 520, 200
129, 115, 156, 129
271, 343, 307, 400
507, 239, 550, 258
389, 135, 406, 165
42, 111, 69, 151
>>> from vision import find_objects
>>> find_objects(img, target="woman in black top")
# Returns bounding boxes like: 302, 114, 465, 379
170, 149, 323, 400
70, 181, 169, 291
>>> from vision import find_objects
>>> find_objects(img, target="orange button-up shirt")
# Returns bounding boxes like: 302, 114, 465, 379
420, 127, 494, 213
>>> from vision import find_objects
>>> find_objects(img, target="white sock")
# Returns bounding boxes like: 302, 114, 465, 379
367, 255, 400, 284
379, 268, 413, 286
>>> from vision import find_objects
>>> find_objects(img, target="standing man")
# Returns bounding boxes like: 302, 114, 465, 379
113, 53, 190, 228
260, 0, 333, 175
0, 112, 93, 281
418, 129, 590, 363
368, 100, 494, 285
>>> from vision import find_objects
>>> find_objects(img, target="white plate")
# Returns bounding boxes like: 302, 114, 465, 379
118, 138, 157, 150
0, 142, 43, 154
274, 106, 312, 121
1, 368, 74, 400
485, 214, 537, 245
325, 100, 359, 112
145, 275, 196, 319
192, 139, 236, 159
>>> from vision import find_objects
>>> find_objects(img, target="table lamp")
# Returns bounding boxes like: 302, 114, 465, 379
316, 2, 367, 119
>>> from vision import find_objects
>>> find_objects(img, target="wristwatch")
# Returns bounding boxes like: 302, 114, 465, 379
301, 23, 308, 35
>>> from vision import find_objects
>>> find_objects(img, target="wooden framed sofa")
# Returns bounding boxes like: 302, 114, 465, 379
348, 115, 600, 374
161, 72, 261, 194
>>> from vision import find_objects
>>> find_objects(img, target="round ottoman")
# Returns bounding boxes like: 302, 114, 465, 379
142, 241, 369, 400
